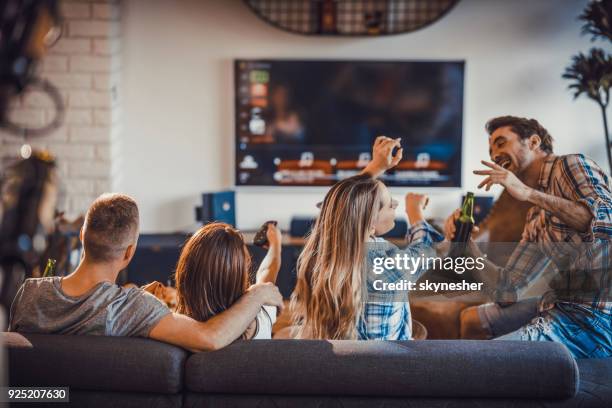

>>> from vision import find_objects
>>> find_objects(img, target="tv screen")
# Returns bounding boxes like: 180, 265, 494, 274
235, 59, 464, 187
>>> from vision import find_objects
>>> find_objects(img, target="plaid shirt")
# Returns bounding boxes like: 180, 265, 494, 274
494, 154, 612, 314
359, 220, 443, 340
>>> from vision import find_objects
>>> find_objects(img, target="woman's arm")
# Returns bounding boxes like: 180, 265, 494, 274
255, 223, 282, 284
402, 193, 444, 281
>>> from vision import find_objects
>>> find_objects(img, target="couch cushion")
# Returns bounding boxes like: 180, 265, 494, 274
571, 357, 612, 407
5, 333, 187, 394
185, 359, 611, 407
186, 340, 578, 399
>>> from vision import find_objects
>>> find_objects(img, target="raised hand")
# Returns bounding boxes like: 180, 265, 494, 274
363, 136, 403, 177
264, 222, 282, 250
405, 192, 429, 224
473, 160, 532, 202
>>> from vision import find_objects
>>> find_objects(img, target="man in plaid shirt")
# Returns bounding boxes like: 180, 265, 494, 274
447, 116, 611, 358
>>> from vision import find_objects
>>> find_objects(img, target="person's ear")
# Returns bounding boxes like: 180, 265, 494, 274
528, 134, 541, 151
124, 243, 136, 262
79, 227, 84, 243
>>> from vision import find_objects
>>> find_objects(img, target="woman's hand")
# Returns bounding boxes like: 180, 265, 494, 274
405, 192, 429, 224
264, 222, 282, 250
362, 136, 403, 177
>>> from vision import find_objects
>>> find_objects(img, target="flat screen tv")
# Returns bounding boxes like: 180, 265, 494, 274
235, 59, 464, 187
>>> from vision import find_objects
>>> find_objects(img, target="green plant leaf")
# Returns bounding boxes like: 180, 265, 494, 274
563, 48, 612, 105
580, 0, 612, 42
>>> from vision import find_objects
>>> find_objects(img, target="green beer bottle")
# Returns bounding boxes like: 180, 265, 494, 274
42, 258, 57, 278
452, 192, 475, 243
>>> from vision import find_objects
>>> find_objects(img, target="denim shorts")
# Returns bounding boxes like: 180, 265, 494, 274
495, 302, 612, 359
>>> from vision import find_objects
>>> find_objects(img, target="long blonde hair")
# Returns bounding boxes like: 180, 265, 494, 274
290, 174, 384, 339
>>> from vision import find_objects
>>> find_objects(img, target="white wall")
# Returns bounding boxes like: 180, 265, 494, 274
119, 0, 605, 232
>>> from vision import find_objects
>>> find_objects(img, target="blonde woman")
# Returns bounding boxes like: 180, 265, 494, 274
290, 142, 442, 340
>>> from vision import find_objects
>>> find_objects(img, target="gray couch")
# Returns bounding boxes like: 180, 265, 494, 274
5, 333, 611, 407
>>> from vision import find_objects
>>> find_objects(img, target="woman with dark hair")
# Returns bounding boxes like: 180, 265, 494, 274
175, 222, 282, 339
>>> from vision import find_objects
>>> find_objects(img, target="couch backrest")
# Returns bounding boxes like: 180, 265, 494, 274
186, 339, 579, 399
4, 332, 187, 394
4, 333, 579, 399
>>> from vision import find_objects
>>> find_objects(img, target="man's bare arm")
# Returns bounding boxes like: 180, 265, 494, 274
474, 160, 593, 232
527, 189, 592, 233
149, 283, 283, 351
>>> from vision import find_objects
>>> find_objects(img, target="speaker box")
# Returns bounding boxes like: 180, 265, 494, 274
290, 217, 316, 238
195, 191, 235, 226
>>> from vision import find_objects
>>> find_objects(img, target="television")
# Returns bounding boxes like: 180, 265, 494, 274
235, 59, 464, 187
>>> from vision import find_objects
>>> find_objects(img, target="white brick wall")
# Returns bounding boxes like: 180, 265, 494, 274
0, 0, 121, 218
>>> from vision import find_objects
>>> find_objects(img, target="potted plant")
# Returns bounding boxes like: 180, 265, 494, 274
563, 0, 612, 174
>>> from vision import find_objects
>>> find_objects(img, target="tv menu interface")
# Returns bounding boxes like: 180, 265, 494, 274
235, 59, 464, 187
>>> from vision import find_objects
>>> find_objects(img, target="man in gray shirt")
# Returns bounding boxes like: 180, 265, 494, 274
9, 276, 170, 337
9, 193, 283, 351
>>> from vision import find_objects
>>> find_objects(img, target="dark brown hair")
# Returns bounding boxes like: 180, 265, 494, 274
83, 193, 139, 262
485, 116, 554, 154
175, 222, 251, 322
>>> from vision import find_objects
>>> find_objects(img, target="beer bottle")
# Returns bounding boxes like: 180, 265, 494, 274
42, 258, 57, 278
452, 192, 475, 243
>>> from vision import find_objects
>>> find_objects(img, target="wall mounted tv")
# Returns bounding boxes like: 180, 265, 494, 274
235, 59, 464, 187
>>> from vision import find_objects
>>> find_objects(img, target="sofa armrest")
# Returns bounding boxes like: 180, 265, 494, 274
185, 339, 578, 399
5, 333, 188, 394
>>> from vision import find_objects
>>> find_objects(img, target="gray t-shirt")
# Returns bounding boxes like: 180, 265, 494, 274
9, 277, 171, 337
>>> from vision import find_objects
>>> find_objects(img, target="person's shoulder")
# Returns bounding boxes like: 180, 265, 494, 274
20, 277, 60, 293
367, 237, 396, 254
10, 277, 61, 314
119, 285, 167, 308
117, 284, 150, 300
558, 154, 601, 170
556, 154, 608, 180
